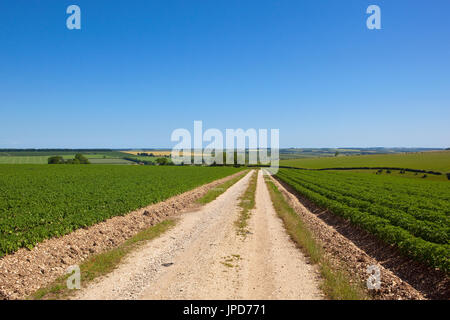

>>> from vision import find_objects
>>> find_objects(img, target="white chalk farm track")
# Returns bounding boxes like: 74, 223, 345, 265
75, 170, 323, 300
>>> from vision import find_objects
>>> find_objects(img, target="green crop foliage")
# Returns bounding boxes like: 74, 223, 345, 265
0, 165, 241, 256
276, 169, 450, 272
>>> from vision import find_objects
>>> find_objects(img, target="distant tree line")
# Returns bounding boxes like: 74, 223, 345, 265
137, 152, 154, 157
136, 152, 171, 157
48, 154, 90, 164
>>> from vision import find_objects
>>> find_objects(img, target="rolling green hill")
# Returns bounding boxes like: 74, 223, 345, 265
280, 151, 450, 173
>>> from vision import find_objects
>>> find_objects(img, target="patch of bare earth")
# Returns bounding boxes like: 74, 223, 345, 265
0, 170, 246, 300
270, 174, 449, 300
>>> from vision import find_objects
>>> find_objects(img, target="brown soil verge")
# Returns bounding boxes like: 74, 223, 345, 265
0, 170, 246, 300
270, 174, 449, 300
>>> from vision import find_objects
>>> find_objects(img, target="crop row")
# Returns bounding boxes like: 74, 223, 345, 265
284, 172, 449, 227
283, 173, 448, 244
276, 169, 450, 272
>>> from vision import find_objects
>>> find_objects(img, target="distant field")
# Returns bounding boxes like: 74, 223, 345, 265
124, 155, 158, 161
0, 150, 126, 157
0, 165, 242, 256
0, 152, 133, 165
278, 147, 443, 160
87, 158, 135, 165
0, 155, 75, 164
0, 151, 79, 157
280, 151, 450, 173
276, 168, 450, 271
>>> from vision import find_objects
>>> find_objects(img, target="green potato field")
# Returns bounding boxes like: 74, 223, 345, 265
276, 168, 450, 271
0, 165, 241, 256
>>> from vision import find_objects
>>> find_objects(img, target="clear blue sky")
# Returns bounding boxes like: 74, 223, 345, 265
1, 0, 449, 148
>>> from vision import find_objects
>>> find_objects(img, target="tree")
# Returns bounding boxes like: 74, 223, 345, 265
156, 157, 169, 165
335, 151, 340, 157
74, 153, 90, 164
48, 156, 64, 164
